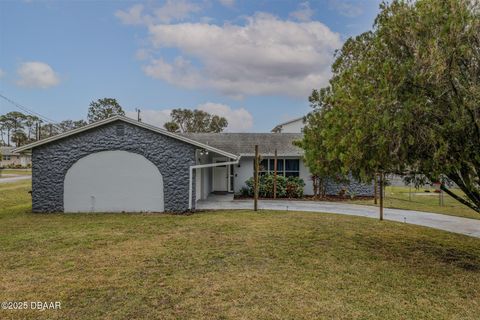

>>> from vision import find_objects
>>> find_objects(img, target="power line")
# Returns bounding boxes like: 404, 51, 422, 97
0, 93, 62, 129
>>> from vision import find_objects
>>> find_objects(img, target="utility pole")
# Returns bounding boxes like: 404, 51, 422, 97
273, 149, 277, 199
379, 173, 384, 221
374, 173, 378, 205
254, 145, 259, 211
135, 108, 141, 122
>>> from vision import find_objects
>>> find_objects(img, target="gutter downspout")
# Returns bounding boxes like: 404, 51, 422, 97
189, 156, 242, 210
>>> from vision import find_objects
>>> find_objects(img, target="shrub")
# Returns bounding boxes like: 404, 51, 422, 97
239, 186, 251, 197
243, 174, 304, 198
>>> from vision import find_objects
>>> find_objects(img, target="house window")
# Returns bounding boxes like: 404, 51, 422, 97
259, 159, 268, 176
254, 158, 300, 177
3, 155, 10, 161
285, 159, 300, 177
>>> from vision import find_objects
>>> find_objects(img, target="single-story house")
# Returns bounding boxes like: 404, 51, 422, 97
14, 115, 373, 213
0, 146, 32, 168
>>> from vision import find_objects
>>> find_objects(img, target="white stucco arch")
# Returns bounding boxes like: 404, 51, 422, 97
64, 150, 164, 212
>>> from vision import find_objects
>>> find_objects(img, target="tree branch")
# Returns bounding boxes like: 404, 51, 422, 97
440, 184, 480, 213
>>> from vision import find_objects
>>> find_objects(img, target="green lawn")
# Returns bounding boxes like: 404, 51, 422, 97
0, 169, 32, 176
349, 186, 480, 220
1, 181, 480, 319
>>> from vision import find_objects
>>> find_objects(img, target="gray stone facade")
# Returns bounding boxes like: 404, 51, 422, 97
324, 175, 374, 197
32, 120, 196, 213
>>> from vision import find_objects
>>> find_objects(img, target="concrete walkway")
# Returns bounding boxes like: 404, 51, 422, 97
196, 198, 480, 238
0, 175, 31, 183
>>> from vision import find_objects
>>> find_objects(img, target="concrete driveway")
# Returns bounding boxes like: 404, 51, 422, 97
0, 175, 31, 183
196, 198, 480, 238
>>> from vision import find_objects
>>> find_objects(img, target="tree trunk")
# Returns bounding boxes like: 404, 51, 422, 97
440, 184, 480, 213
379, 173, 384, 221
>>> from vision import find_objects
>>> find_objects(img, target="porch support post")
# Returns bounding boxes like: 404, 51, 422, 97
188, 166, 193, 210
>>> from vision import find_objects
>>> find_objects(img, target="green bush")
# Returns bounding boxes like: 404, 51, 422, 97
243, 174, 305, 198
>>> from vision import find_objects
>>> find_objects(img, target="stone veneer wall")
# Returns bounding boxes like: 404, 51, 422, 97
324, 174, 374, 197
32, 120, 196, 213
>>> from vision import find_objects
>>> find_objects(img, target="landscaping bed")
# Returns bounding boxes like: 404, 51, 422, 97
234, 194, 374, 201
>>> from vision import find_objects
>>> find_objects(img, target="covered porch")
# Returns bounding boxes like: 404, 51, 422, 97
190, 149, 239, 209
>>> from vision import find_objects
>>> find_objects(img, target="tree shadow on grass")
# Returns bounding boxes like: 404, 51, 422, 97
352, 233, 480, 272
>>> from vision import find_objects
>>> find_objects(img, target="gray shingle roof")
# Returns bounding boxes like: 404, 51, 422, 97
180, 133, 304, 156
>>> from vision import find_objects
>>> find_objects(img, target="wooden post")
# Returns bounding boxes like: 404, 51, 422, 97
374, 173, 378, 204
254, 145, 259, 211
379, 173, 384, 221
273, 149, 277, 199
439, 184, 444, 206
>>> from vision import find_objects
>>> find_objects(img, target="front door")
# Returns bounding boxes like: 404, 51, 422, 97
213, 165, 228, 192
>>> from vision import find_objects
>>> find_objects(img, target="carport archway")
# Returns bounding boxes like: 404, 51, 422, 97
64, 150, 164, 212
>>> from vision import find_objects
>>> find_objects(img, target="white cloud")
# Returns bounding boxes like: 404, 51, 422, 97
115, 4, 146, 25
218, 0, 235, 7
126, 103, 253, 132
329, 0, 364, 17
126, 109, 172, 128
198, 102, 253, 132
16, 61, 60, 88
0, 68, 5, 79
290, 2, 314, 22
140, 13, 341, 97
135, 48, 151, 61
115, 0, 201, 26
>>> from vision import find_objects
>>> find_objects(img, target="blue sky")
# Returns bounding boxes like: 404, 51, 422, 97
0, 0, 381, 132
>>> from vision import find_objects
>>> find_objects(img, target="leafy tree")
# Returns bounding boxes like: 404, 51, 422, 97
57, 119, 87, 132
294, 111, 346, 198
87, 98, 125, 123
11, 130, 28, 146
5, 111, 26, 145
24, 115, 39, 141
301, 0, 480, 212
0, 115, 11, 146
164, 108, 228, 133
163, 121, 180, 133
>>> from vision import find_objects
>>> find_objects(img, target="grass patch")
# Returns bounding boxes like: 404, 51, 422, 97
0, 169, 32, 176
349, 186, 480, 220
1, 181, 480, 319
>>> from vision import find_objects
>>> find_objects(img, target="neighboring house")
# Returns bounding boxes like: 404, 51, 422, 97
271, 117, 305, 133
0, 146, 32, 168
14, 116, 373, 214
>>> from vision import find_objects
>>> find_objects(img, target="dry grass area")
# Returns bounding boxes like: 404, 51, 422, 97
1, 181, 480, 319
350, 186, 480, 220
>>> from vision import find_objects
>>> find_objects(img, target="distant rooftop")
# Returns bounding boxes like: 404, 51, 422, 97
271, 116, 305, 133
0, 146, 18, 155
